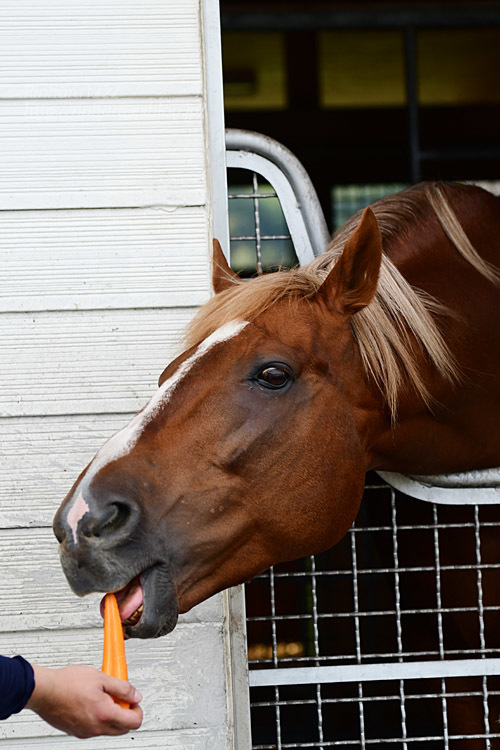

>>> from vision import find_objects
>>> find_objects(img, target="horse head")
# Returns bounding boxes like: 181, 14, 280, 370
53, 209, 383, 638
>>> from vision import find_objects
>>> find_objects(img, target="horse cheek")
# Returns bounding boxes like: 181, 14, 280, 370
259, 436, 366, 563
302, 421, 366, 555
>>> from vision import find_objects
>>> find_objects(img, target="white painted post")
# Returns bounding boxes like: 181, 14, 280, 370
0, 0, 251, 747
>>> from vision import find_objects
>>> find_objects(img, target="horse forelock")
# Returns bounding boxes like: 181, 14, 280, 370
183, 270, 322, 350
185, 183, 495, 417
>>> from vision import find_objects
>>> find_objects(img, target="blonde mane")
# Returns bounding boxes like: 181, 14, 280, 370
185, 182, 499, 417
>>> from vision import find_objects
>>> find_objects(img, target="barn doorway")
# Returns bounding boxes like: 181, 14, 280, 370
225, 129, 500, 749
222, 5, 500, 745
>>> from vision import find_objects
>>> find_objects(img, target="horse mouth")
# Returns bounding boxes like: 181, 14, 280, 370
102, 563, 179, 639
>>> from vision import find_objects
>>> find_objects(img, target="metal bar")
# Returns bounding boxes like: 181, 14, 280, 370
221, 9, 500, 31
431, 504, 446, 659
433, 507, 448, 750
483, 675, 491, 750
391, 491, 404, 663
252, 734, 500, 748
309, 556, 325, 749
251, 689, 500, 707
249, 646, 500, 666
248, 658, 500, 688
249, 565, 500, 578
228, 192, 277, 199
269, 566, 282, 750
403, 27, 420, 183
350, 527, 362, 665
390, 491, 408, 750
474, 506, 491, 749
249, 563, 500, 575
252, 172, 263, 274
248, 604, 500, 622
226, 129, 330, 257
248, 560, 500, 576
352, 530, 366, 749
386, 468, 500, 489
377, 471, 500, 504
358, 682, 366, 750
440, 677, 450, 750
230, 235, 291, 241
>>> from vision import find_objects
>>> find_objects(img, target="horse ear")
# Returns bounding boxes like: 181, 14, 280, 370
212, 238, 239, 293
318, 207, 382, 316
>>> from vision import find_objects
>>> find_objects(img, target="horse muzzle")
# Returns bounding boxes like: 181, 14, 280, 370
53, 487, 179, 638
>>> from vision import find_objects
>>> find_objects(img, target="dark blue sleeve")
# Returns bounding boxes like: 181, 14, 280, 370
0, 655, 35, 720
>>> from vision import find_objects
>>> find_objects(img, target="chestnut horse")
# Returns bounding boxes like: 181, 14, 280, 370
53, 182, 500, 639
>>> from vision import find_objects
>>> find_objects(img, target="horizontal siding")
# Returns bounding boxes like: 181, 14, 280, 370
1, 414, 234, 541
0, 731, 227, 749
0, 624, 229, 740
0, 0, 202, 98
0, 207, 211, 312
0, 0, 239, 746
2, 728, 228, 750
0, 98, 206, 209
0, 414, 137, 527
0, 308, 196, 417
0, 729, 227, 749
0, 527, 223, 629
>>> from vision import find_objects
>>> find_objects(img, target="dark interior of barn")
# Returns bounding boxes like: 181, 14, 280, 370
221, 0, 500, 232
219, 3, 500, 746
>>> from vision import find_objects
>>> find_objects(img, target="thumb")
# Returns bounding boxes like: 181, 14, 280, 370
102, 674, 142, 705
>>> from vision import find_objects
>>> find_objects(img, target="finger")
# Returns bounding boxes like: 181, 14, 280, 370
106, 704, 143, 732
101, 674, 142, 705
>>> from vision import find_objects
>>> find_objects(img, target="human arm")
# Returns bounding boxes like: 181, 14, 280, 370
26, 664, 143, 738
0, 655, 35, 720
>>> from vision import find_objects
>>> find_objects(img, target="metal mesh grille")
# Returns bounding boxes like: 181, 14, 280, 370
246, 484, 500, 668
228, 168, 298, 275
250, 678, 500, 748
246, 476, 500, 748
227, 169, 500, 748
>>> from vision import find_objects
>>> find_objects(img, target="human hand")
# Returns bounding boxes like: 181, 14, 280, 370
26, 664, 143, 738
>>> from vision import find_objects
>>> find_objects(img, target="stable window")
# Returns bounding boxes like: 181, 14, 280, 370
225, 129, 500, 748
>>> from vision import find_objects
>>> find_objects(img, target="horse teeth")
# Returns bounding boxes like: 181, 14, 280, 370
123, 604, 144, 626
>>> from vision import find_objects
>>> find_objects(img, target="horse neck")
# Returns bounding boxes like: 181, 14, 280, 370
364, 188, 500, 474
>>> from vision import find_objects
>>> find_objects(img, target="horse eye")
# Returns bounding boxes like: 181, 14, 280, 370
256, 366, 291, 389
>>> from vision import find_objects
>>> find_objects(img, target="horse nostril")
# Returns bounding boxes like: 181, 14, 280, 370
93, 501, 133, 539
53, 519, 66, 544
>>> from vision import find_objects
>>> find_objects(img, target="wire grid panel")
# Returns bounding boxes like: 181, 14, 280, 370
245, 477, 500, 748
226, 164, 500, 747
227, 168, 298, 276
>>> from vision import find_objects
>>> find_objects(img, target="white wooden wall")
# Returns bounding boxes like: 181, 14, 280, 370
0, 1, 246, 746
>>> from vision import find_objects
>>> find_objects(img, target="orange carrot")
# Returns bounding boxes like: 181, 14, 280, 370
102, 593, 129, 708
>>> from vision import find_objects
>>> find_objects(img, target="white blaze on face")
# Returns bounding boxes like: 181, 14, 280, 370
67, 491, 90, 545
65, 319, 249, 543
